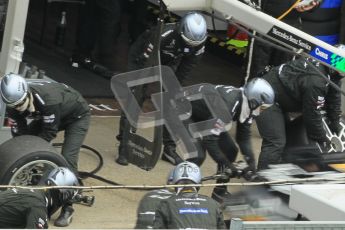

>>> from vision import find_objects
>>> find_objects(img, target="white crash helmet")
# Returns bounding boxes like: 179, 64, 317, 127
179, 12, 208, 47
172, 161, 202, 185
244, 78, 275, 110
44, 167, 79, 203
0, 73, 29, 107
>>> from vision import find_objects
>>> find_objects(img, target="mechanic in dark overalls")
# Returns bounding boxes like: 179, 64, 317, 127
0, 167, 79, 229
135, 169, 174, 229
116, 12, 208, 166
153, 161, 226, 229
186, 78, 275, 203
0, 73, 90, 226
256, 52, 344, 170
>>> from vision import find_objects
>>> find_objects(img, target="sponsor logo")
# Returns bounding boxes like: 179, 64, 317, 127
184, 201, 201, 205
315, 48, 329, 60
179, 208, 209, 214
176, 197, 207, 201
310, 46, 335, 64
128, 140, 152, 158
268, 27, 313, 51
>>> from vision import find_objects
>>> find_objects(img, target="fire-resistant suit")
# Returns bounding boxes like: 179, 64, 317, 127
135, 189, 174, 229
153, 189, 226, 229
0, 188, 48, 229
7, 82, 90, 171
256, 57, 342, 169
116, 23, 206, 165
189, 85, 256, 170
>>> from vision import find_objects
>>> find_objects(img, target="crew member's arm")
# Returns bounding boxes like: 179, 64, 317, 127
132, 25, 163, 69
175, 45, 205, 85
302, 77, 329, 143
7, 108, 28, 136
153, 200, 170, 229
215, 204, 226, 229
38, 105, 61, 142
203, 133, 235, 166
236, 122, 256, 170
325, 76, 342, 134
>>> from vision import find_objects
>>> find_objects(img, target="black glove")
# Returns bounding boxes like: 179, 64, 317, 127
242, 166, 256, 181
10, 121, 20, 137
218, 163, 239, 178
328, 121, 342, 135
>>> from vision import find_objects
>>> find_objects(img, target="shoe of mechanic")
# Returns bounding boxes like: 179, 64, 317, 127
161, 146, 183, 166
115, 144, 129, 166
54, 205, 74, 227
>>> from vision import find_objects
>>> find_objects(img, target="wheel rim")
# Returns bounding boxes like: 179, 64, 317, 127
9, 160, 59, 186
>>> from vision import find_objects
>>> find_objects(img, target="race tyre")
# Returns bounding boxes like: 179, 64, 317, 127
0, 135, 68, 185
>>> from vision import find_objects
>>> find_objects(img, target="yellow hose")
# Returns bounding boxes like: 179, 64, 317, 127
277, 0, 302, 20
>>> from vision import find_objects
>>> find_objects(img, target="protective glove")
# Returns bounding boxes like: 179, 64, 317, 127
218, 163, 240, 178
242, 166, 256, 181
9, 120, 20, 137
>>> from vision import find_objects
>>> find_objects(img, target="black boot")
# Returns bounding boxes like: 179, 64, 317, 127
211, 186, 232, 204
212, 186, 247, 207
115, 143, 129, 166
211, 164, 232, 204
54, 205, 74, 227
161, 146, 183, 166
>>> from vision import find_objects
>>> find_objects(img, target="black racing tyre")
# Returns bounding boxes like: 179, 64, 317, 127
0, 135, 68, 186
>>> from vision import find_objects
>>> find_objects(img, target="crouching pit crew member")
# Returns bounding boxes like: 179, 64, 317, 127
256, 46, 345, 170
0, 167, 81, 229
0, 73, 91, 226
135, 169, 175, 229
186, 78, 275, 202
153, 161, 226, 229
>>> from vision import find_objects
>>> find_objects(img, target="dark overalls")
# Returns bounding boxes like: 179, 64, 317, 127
0, 188, 48, 229
7, 82, 90, 172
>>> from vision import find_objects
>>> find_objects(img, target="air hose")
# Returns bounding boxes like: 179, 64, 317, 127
52, 143, 155, 191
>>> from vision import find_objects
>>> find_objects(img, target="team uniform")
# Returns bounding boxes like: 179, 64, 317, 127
0, 188, 48, 229
189, 85, 255, 168
256, 57, 342, 169
7, 82, 90, 171
135, 189, 174, 229
117, 18, 206, 166
153, 190, 226, 229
